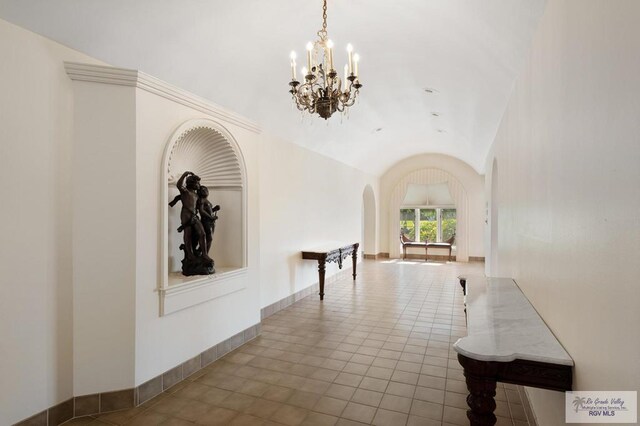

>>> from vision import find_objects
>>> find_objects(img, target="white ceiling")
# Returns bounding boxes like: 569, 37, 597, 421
0, 0, 545, 175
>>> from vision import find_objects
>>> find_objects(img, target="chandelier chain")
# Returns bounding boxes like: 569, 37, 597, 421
317, 0, 328, 40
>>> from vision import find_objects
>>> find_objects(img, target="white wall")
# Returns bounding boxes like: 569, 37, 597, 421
133, 89, 262, 385
0, 18, 380, 423
379, 154, 485, 258
71, 81, 137, 395
486, 1, 640, 424
258, 135, 379, 309
0, 19, 105, 425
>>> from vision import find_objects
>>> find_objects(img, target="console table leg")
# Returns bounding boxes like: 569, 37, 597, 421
458, 354, 498, 426
318, 260, 326, 300
352, 249, 357, 280
466, 375, 497, 425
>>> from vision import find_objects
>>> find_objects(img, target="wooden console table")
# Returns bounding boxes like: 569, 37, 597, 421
302, 242, 359, 300
454, 276, 573, 426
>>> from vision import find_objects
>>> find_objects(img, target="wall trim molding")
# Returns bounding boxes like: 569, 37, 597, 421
64, 62, 261, 134
14, 322, 261, 426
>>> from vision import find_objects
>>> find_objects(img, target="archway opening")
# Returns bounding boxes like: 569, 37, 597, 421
362, 185, 376, 257
389, 168, 469, 261
489, 158, 499, 275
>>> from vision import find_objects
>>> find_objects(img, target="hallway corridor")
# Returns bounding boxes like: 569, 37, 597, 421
70, 260, 530, 426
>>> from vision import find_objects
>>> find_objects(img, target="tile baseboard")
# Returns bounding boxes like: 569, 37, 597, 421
400, 254, 485, 262
518, 386, 539, 426
13, 322, 261, 426
261, 265, 357, 320
363, 253, 389, 259
261, 283, 318, 320
401, 253, 457, 261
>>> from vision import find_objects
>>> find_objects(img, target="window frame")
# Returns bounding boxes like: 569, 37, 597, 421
400, 205, 456, 243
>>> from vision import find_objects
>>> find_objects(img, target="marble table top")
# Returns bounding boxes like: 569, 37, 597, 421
454, 276, 574, 366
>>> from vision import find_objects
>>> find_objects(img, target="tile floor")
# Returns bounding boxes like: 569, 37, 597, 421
68, 259, 531, 426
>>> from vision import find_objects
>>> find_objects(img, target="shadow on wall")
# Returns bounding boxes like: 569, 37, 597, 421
288, 252, 298, 296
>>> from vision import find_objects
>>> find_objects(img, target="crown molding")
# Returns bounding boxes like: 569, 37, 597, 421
64, 62, 261, 134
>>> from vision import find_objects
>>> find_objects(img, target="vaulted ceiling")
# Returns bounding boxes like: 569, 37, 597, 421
0, 0, 545, 175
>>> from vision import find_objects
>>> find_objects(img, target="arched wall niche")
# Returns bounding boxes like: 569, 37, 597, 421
160, 118, 248, 291
389, 168, 470, 261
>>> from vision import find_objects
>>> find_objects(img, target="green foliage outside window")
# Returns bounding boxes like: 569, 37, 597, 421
420, 209, 436, 221
400, 221, 415, 240
400, 209, 415, 240
400, 208, 457, 243
442, 218, 457, 241
442, 209, 457, 241
420, 220, 437, 242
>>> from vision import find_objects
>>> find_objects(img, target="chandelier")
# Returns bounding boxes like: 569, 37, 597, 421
288, 0, 362, 120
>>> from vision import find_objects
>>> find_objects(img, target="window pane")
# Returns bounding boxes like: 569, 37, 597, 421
400, 209, 415, 240
442, 208, 457, 242
420, 209, 437, 242
420, 209, 436, 220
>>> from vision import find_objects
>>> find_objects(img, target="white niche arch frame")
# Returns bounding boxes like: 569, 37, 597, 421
389, 168, 469, 261
159, 119, 248, 313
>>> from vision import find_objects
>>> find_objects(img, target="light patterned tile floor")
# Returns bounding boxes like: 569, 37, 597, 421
70, 259, 531, 426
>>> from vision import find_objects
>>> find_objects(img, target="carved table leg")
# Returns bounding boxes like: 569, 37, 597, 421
318, 259, 326, 300
352, 245, 358, 280
459, 278, 467, 295
458, 354, 498, 426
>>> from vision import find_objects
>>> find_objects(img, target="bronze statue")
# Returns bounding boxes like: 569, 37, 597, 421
169, 171, 219, 276
197, 186, 220, 254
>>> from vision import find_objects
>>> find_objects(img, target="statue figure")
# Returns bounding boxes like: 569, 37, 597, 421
197, 185, 220, 254
168, 171, 216, 276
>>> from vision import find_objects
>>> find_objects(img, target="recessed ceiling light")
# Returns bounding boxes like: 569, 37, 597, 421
424, 87, 438, 94
372, 127, 383, 133
436, 129, 447, 133
431, 112, 441, 117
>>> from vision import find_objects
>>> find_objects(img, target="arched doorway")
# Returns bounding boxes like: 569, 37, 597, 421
389, 168, 469, 261
362, 185, 376, 257
489, 158, 499, 275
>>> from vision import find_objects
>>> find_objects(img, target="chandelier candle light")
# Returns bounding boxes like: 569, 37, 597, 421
288, 0, 362, 120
